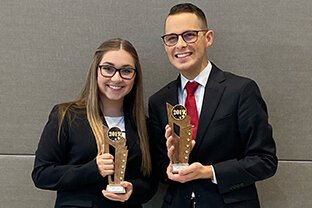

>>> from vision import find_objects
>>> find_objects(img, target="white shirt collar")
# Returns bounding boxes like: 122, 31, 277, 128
180, 61, 212, 90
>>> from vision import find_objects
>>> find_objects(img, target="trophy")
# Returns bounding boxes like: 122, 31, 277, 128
166, 102, 193, 173
103, 126, 128, 193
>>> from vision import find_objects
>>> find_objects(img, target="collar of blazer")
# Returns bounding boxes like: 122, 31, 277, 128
193, 63, 226, 157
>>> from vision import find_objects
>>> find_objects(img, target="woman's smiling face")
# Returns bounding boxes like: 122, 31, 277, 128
97, 49, 136, 104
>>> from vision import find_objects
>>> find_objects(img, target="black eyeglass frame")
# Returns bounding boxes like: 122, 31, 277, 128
161, 29, 208, 47
98, 65, 136, 80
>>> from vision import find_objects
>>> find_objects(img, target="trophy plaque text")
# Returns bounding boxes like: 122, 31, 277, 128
104, 126, 128, 193
166, 102, 193, 173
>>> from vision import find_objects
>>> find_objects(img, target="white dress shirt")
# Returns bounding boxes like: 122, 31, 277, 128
178, 61, 217, 184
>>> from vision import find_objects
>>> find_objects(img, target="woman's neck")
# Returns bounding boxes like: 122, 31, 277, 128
100, 98, 124, 117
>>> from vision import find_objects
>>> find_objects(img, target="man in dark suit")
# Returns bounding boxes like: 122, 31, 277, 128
148, 3, 278, 208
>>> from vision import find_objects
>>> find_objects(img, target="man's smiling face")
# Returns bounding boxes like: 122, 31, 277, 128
164, 13, 213, 79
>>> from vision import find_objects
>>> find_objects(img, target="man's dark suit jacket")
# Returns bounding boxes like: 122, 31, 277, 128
148, 63, 278, 208
32, 105, 157, 208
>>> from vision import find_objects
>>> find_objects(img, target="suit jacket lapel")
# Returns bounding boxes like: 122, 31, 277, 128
163, 76, 180, 107
191, 64, 226, 157
125, 116, 138, 151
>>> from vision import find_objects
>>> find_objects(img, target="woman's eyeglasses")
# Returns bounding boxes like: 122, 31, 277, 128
98, 65, 136, 80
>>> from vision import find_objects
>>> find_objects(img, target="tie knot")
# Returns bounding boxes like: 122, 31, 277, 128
186, 81, 199, 95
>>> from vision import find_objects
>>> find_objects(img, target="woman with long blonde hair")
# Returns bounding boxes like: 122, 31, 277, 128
32, 38, 157, 207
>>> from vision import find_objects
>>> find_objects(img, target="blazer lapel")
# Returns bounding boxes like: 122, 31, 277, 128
163, 76, 180, 106
124, 116, 139, 151
191, 64, 226, 157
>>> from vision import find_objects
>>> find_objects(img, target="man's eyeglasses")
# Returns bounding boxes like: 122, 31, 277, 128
161, 30, 208, 47
98, 65, 136, 80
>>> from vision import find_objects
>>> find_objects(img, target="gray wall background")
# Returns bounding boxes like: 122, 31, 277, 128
1, 0, 311, 207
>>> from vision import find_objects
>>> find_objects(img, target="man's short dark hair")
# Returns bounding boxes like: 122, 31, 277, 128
168, 3, 208, 29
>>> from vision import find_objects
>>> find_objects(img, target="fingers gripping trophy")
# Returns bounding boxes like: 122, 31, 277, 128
103, 126, 128, 193
166, 103, 193, 173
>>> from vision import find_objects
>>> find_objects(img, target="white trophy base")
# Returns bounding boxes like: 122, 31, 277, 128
172, 163, 189, 174
106, 184, 126, 194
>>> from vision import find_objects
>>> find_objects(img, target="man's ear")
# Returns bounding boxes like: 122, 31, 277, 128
205, 30, 214, 48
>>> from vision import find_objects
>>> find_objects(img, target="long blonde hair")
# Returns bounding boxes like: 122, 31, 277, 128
57, 38, 151, 175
